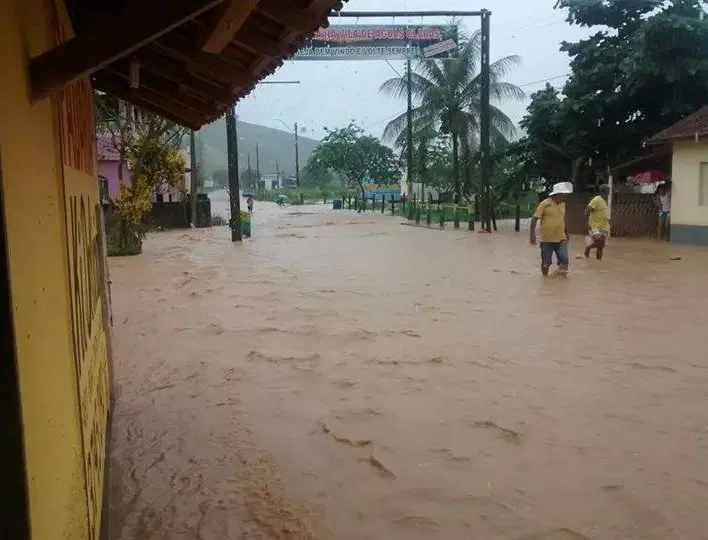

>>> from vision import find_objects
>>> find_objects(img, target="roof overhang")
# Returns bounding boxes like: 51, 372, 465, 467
646, 106, 708, 146
610, 146, 671, 177
31, 0, 344, 129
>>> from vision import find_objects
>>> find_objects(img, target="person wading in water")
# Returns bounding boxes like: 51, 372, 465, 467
584, 184, 610, 260
529, 182, 572, 277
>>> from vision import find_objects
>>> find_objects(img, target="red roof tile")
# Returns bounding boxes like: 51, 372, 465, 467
647, 106, 708, 144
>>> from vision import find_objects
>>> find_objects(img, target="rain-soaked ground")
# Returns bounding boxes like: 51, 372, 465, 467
109, 196, 708, 540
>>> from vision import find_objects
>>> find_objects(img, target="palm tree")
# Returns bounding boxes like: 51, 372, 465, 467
380, 30, 524, 202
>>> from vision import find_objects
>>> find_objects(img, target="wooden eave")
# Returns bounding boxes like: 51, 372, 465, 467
31, 0, 345, 129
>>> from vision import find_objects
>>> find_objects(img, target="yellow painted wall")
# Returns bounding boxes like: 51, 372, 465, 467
671, 139, 708, 226
0, 0, 110, 538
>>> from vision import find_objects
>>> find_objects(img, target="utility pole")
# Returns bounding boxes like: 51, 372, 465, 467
294, 122, 300, 190
406, 58, 414, 199
255, 143, 260, 187
480, 9, 492, 232
189, 131, 198, 227
226, 108, 242, 242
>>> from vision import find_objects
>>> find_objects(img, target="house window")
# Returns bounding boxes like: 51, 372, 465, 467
700, 163, 708, 206
98, 176, 109, 203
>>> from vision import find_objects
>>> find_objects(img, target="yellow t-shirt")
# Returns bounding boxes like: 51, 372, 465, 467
587, 195, 609, 233
533, 198, 566, 243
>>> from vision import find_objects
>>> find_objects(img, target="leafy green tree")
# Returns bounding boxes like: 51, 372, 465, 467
380, 30, 524, 202
552, 0, 708, 180
419, 135, 455, 197
309, 123, 400, 208
117, 133, 186, 224
301, 158, 336, 189
509, 1, 707, 192
517, 84, 587, 187
95, 93, 187, 253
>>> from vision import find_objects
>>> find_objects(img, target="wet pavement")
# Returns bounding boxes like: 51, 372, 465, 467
108, 199, 708, 539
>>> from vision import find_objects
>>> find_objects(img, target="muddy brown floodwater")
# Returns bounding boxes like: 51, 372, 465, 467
109, 201, 708, 540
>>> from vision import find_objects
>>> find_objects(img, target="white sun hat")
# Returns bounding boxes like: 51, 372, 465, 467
549, 181, 574, 196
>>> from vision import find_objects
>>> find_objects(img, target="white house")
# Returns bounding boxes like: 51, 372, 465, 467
648, 107, 708, 245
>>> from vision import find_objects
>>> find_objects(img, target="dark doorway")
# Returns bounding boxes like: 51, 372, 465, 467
0, 149, 30, 538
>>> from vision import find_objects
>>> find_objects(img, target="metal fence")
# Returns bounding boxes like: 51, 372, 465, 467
566, 193, 658, 237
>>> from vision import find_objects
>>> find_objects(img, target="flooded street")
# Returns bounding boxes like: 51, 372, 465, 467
109, 200, 708, 539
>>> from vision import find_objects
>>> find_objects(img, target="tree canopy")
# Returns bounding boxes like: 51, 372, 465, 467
380, 30, 524, 201
95, 93, 187, 225
514, 0, 708, 191
301, 158, 339, 190
307, 123, 400, 205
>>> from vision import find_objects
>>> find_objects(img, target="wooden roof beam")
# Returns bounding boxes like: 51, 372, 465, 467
152, 38, 252, 87
233, 24, 283, 56
92, 74, 205, 130
136, 49, 232, 101
104, 67, 213, 114
31, 0, 227, 101
246, 0, 333, 76
201, 0, 262, 54
257, 0, 321, 32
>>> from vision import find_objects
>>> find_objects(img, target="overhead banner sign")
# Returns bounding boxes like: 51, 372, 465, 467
294, 24, 459, 61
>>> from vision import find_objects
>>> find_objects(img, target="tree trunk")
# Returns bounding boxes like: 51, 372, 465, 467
571, 156, 584, 187
419, 143, 427, 203
452, 133, 460, 204
358, 181, 366, 213
462, 139, 471, 197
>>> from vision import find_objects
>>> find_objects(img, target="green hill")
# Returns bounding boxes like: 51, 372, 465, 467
190, 119, 320, 180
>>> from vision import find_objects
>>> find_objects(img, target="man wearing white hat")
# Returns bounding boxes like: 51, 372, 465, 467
529, 181, 573, 276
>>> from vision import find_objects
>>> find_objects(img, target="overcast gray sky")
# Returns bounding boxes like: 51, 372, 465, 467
235, 0, 594, 141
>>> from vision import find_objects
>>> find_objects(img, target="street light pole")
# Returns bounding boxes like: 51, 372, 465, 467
294, 122, 300, 190
275, 118, 301, 197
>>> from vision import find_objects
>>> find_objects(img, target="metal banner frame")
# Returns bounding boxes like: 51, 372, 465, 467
306, 10, 494, 231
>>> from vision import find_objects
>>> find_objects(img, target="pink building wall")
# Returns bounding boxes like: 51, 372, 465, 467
98, 159, 129, 198
96, 133, 190, 202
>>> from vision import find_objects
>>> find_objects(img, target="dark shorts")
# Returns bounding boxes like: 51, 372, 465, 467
587, 232, 606, 249
540, 241, 569, 267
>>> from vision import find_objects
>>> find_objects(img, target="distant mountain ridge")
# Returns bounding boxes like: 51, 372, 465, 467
191, 119, 320, 179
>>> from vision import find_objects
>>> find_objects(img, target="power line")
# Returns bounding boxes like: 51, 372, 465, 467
363, 110, 406, 130
518, 73, 569, 88
385, 60, 403, 78
510, 18, 568, 38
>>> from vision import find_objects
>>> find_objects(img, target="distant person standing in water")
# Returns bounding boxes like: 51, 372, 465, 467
656, 182, 671, 240
247, 195, 254, 213
530, 182, 573, 276
584, 184, 610, 260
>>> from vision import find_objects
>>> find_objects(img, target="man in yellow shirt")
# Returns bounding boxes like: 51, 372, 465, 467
529, 182, 572, 276
584, 184, 610, 259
